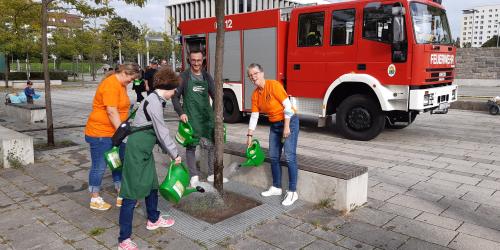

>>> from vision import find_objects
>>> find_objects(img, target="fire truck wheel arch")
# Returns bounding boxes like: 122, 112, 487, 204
322, 73, 409, 117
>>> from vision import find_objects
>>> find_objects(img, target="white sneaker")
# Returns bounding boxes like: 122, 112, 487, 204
261, 186, 282, 197
190, 176, 199, 187
207, 175, 228, 183
282, 191, 298, 206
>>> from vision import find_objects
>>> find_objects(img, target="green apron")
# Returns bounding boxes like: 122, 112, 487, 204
184, 74, 214, 143
120, 128, 159, 200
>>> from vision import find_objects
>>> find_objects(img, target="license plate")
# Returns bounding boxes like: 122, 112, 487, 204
439, 72, 446, 77
439, 102, 450, 109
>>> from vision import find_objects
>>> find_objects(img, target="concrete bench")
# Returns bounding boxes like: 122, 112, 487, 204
0, 126, 34, 168
5, 103, 46, 123
0, 80, 62, 89
222, 141, 368, 212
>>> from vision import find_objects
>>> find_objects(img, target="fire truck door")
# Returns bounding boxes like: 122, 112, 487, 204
243, 28, 277, 110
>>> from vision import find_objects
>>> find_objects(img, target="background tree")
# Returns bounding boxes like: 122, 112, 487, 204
102, 16, 140, 64
482, 35, 499, 48
0, 0, 40, 86
213, 0, 225, 192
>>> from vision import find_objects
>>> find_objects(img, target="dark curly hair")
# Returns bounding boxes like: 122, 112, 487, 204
154, 66, 181, 90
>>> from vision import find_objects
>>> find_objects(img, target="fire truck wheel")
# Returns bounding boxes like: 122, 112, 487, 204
223, 91, 242, 123
489, 105, 500, 115
336, 94, 385, 141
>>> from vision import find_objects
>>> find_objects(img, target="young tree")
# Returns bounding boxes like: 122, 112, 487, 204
213, 0, 225, 193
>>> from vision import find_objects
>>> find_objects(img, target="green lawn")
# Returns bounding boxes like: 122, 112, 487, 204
9, 62, 105, 74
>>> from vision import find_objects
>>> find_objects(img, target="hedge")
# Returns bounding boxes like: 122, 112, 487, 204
0, 71, 68, 81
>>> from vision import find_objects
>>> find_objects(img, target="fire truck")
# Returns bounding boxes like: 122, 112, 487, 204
179, 0, 457, 141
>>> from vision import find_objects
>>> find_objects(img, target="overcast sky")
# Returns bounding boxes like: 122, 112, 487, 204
109, 0, 500, 38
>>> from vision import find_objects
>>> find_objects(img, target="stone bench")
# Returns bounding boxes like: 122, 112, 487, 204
5, 103, 46, 123
0, 80, 62, 89
0, 125, 34, 168
222, 141, 368, 212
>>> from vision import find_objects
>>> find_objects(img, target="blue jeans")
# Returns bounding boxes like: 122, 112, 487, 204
118, 189, 160, 242
268, 115, 299, 191
85, 135, 125, 193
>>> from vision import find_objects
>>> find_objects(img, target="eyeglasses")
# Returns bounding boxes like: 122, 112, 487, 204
247, 71, 261, 78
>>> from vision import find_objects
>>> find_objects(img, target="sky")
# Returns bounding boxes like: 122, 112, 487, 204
109, 0, 500, 39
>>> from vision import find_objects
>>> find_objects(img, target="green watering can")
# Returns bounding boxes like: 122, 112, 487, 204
175, 121, 199, 147
240, 139, 265, 167
104, 146, 122, 172
159, 161, 205, 203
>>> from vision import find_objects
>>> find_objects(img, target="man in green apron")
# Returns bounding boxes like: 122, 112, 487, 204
172, 48, 228, 186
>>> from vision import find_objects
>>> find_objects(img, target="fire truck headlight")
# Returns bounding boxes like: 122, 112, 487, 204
424, 93, 434, 106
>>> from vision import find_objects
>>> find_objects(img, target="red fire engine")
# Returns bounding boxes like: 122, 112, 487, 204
179, 0, 457, 141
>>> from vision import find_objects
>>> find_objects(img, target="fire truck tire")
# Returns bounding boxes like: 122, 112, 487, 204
223, 90, 242, 123
489, 105, 499, 115
336, 94, 385, 141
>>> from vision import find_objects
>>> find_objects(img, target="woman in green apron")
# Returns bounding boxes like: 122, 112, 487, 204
118, 67, 181, 250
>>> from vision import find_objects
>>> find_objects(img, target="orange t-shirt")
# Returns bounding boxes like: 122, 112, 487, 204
85, 74, 130, 137
251, 79, 288, 123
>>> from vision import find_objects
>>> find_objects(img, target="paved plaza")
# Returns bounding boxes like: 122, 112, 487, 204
0, 85, 500, 249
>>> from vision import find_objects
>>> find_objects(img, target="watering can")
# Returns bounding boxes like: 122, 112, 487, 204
104, 146, 122, 172
240, 139, 265, 167
175, 121, 199, 147
159, 161, 205, 203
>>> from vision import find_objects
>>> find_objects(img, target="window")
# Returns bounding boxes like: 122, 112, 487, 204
363, 3, 393, 43
297, 12, 325, 47
331, 9, 356, 45
464, 22, 467, 25
463, 32, 466, 35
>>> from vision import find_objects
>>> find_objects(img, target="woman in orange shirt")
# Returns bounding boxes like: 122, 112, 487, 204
246, 63, 300, 206
85, 62, 140, 211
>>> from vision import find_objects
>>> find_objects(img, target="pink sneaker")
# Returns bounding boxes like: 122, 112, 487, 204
118, 238, 138, 250
146, 215, 175, 230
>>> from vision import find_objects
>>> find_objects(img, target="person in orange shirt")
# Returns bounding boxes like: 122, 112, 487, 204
246, 63, 300, 206
85, 62, 141, 211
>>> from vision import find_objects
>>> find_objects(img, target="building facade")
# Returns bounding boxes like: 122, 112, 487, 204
47, 13, 83, 39
164, 0, 325, 36
460, 4, 500, 47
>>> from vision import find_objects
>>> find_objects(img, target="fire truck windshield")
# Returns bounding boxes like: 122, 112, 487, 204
410, 2, 452, 45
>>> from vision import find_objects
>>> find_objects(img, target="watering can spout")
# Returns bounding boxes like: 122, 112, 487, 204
184, 186, 205, 196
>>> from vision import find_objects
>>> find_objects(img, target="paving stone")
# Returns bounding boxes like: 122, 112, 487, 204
408, 159, 449, 169
378, 203, 422, 219
415, 213, 462, 230
437, 197, 480, 212
461, 192, 500, 208
478, 180, 500, 190
434, 157, 476, 167
309, 228, 344, 243
431, 172, 481, 185
445, 164, 493, 176
404, 189, 444, 202
457, 223, 500, 243
337, 221, 409, 250
226, 237, 279, 250
368, 187, 398, 201
350, 207, 396, 227
442, 206, 500, 231
387, 194, 446, 215
295, 223, 316, 233
412, 182, 465, 198
383, 216, 457, 246
277, 214, 303, 228
71, 237, 106, 250
336, 237, 374, 250
448, 233, 500, 250
366, 198, 385, 209
303, 239, 346, 250
398, 238, 451, 250
390, 165, 436, 177
249, 221, 316, 250
374, 183, 409, 194
425, 178, 462, 188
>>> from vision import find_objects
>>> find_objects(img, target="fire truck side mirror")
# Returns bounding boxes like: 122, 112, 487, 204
391, 9, 407, 63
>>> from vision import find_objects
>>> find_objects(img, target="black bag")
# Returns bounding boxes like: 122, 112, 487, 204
111, 99, 154, 147
111, 108, 138, 147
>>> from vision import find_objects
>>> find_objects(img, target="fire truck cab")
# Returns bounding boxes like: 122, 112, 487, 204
179, 0, 457, 141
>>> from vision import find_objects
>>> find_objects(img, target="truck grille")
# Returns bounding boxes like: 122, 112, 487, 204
425, 68, 454, 84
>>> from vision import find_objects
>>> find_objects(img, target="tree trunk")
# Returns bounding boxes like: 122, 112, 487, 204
91, 53, 96, 81
42, 0, 55, 146
4, 53, 9, 87
213, 0, 226, 194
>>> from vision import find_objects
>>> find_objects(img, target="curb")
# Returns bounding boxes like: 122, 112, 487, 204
450, 100, 488, 112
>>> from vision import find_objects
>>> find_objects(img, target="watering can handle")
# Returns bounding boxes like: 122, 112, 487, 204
252, 139, 260, 146
167, 161, 189, 180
